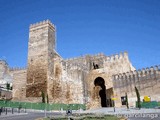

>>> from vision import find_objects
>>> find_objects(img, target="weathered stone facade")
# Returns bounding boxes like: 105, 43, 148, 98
113, 66, 160, 107
11, 69, 26, 100
0, 20, 160, 109
26, 20, 55, 98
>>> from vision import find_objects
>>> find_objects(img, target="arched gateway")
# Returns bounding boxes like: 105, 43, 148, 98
94, 77, 107, 107
94, 77, 114, 107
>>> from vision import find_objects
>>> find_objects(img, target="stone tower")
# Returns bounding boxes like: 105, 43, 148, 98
26, 20, 55, 97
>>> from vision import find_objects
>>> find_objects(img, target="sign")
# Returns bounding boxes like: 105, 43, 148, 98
144, 96, 151, 102
111, 98, 117, 100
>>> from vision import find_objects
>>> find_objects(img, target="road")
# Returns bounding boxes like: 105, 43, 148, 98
127, 113, 160, 120
0, 110, 160, 120
0, 111, 63, 120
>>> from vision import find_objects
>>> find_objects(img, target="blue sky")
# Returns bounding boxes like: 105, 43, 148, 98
0, 0, 160, 69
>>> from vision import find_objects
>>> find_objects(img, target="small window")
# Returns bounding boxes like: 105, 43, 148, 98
93, 62, 99, 69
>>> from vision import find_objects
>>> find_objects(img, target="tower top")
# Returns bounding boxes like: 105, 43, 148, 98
0, 59, 8, 66
29, 19, 55, 31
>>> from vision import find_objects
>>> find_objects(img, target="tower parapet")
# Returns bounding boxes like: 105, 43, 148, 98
0, 60, 9, 79
29, 20, 55, 31
0, 60, 8, 66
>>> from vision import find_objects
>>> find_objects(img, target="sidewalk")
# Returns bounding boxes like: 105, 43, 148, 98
77, 107, 160, 114
0, 112, 28, 118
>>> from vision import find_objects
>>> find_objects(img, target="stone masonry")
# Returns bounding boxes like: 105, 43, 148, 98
113, 66, 160, 107
0, 20, 160, 109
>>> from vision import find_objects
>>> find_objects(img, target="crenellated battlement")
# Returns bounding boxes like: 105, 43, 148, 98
105, 51, 128, 62
65, 56, 85, 61
9, 67, 27, 71
91, 53, 105, 58
113, 65, 160, 80
65, 53, 106, 61
65, 51, 128, 62
112, 65, 160, 101
29, 19, 55, 29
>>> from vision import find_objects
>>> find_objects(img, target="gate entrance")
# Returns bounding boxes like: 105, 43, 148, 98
94, 77, 107, 107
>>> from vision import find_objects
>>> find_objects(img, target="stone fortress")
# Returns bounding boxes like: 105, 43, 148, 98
0, 20, 160, 109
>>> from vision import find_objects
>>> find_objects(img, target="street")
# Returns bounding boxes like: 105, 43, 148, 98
0, 108, 160, 120
127, 113, 160, 120
0, 111, 63, 120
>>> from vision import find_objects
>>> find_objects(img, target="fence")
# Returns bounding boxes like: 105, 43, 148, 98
0, 100, 86, 111
136, 101, 159, 108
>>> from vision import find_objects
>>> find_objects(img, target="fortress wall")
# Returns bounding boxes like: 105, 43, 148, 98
65, 53, 106, 71
60, 53, 94, 104
104, 52, 135, 74
63, 55, 92, 104
64, 53, 104, 63
64, 52, 127, 72
62, 63, 87, 104
90, 53, 106, 69
48, 55, 62, 103
47, 53, 85, 104
79, 52, 136, 109
11, 69, 27, 101
113, 65, 160, 107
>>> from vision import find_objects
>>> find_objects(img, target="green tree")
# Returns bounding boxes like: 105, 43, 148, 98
125, 92, 129, 109
135, 86, 141, 109
46, 94, 49, 103
41, 91, 45, 103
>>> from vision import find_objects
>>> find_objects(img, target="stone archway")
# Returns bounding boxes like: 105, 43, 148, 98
94, 77, 107, 107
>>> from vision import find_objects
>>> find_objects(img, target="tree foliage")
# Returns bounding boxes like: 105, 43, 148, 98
41, 91, 45, 103
135, 86, 141, 109
47, 94, 49, 103
125, 92, 129, 109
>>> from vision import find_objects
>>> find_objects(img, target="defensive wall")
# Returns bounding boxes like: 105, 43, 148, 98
113, 65, 160, 107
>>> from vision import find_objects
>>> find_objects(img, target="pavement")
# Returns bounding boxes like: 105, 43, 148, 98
81, 107, 160, 114
77, 107, 160, 120
0, 112, 28, 117
0, 107, 160, 120
0, 111, 63, 120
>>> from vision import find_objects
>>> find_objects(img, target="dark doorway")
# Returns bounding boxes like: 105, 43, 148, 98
94, 77, 107, 107
121, 96, 127, 105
